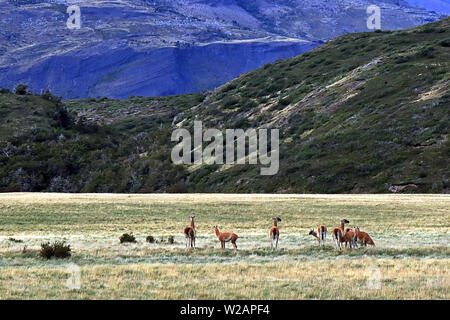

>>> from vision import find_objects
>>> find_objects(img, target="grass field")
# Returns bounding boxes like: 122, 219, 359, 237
0, 193, 448, 299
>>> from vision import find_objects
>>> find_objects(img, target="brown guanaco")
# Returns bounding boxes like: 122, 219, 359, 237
183, 216, 196, 248
309, 225, 327, 246
332, 219, 349, 250
213, 225, 238, 250
343, 227, 356, 248
269, 217, 282, 249
354, 226, 375, 246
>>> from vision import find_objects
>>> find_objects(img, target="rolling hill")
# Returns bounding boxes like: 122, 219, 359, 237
0, 17, 448, 193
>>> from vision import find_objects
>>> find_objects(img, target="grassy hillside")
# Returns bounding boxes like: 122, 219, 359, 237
0, 18, 449, 193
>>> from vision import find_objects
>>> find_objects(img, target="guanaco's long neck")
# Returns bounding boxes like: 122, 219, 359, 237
190, 218, 195, 229
340, 222, 345, 231
273, 220, 278, 227
214, 228, 220, 237
312, 231, 319, 240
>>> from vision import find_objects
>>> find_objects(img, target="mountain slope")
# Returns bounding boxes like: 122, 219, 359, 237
0, 0, 445, 98
405, 0, 450, 14
0, 17, 449, 193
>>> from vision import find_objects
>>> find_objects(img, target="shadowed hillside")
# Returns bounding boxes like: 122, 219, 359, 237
1, 18, 449, 193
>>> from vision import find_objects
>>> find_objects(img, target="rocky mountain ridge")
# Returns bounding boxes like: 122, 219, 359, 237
0, 0, 445, 98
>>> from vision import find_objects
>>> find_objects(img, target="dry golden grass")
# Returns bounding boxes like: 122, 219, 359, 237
1, 260, 448, 299
0, 193, 448, 299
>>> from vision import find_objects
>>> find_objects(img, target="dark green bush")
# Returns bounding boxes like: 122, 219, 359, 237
146, 235, 155, 243
53, 241, 72, 258
40, 242, 54, 259
417, 47, 435, 58
120, 233, 136, 243
41, 89, 62, 104
40, 241, 71, 259
14, 83, 29, 95
440, 39, 450, 47
222, 96, 239, 108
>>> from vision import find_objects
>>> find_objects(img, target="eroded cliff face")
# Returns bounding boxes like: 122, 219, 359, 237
0, 0, 445, 98
0, 38, 318, 98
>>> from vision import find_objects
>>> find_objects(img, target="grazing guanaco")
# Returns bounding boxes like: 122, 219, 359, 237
332, 219, 349, 250
309, 225, 327, 246
213, 225, 238, 250
183, 216, 196, 248
354, 226, 375, 246
269, 217, 282, 249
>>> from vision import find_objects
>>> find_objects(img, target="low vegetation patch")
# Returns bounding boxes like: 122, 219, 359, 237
39, 241, 71, 259
119, 233, 136, 244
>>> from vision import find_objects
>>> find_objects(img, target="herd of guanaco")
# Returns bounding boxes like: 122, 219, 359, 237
183, 216, 375, 250
309, 219, 375, 250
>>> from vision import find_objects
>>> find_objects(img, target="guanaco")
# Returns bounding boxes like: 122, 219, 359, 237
213, 225, 238, 250
342, 227, 356, 248
269, 217, 282, 249
183, 216, 196, 248
332, 219, 349, 250
309, 225, 327, 246
354, 226, 375, 246
348, 226, 361, 248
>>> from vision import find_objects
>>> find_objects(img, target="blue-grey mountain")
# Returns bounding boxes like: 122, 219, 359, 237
0, 0, 446, 98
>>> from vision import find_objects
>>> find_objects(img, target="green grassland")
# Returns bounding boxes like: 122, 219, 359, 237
0, 193, 448, 299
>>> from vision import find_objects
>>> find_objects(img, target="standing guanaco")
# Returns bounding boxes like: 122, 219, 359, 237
183, 216, 196, 248
213, 225, 238, 250
343, 227, 356, 248
332, 219, 349, 250
309, 225, 327, 246
269, 217, 282, 249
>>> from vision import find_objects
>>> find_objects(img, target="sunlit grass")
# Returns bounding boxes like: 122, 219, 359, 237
0, 193, 448, 299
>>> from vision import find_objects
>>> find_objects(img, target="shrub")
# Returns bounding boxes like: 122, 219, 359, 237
440, 39, 450, 47
168, 236, 175, 244
232, 117, 250, 128
40, 241, 71, 259
167, 181, 186, 193
146, 235, 155, 243
421, 27, 436, 33
14, 83, 29, 95
223, 83, 236, 92
278, 96, 292, 106
120, 233, 136, 243
417, 47, 435, 58
222, 96, 239, 108
53, 241, 72, 258
40, 242, 54, 259
41, 89, 62, 103
4, 183, 22, 192
395, 56, 410, 64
